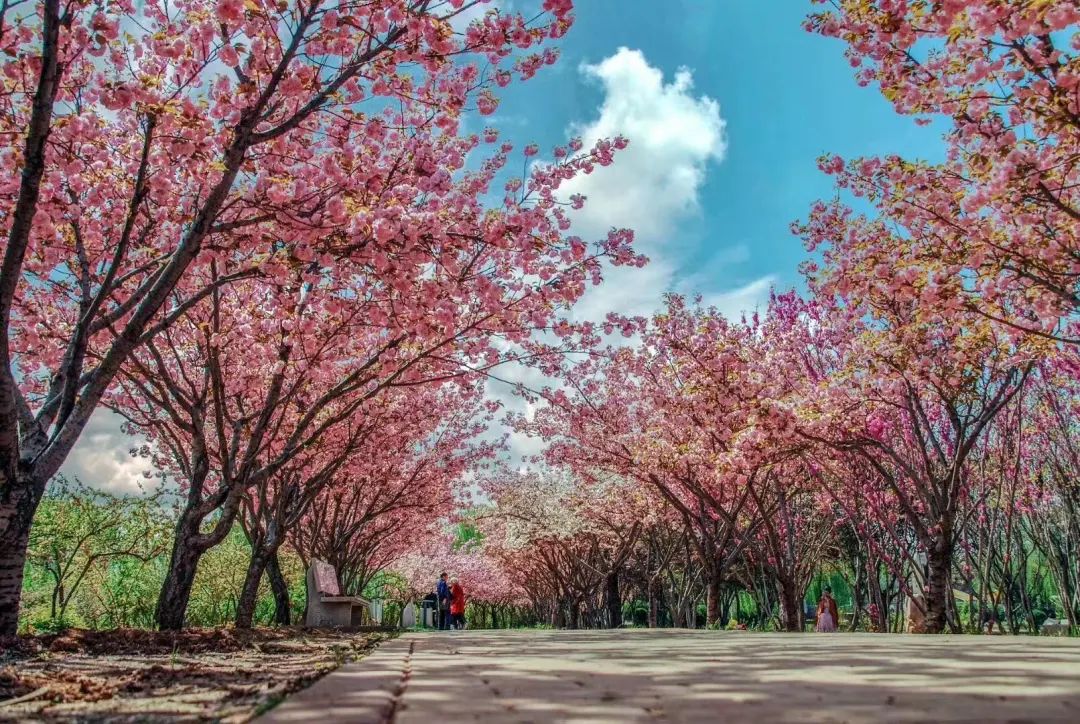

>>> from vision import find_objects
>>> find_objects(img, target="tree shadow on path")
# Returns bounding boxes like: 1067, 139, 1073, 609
393, 630, 1080, 723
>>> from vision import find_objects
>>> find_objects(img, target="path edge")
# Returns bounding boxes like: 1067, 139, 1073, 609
257, 634, 416, 724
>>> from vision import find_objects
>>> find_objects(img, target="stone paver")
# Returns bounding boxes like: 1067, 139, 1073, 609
260, 629, 1080, 723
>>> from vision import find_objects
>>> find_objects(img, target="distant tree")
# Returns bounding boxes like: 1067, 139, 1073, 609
27, 476, 169, 624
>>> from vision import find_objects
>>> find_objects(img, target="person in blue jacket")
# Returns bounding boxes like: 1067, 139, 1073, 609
437, 572, 452, 630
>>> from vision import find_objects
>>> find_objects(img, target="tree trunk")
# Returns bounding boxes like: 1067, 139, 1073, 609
568, 600, 580, 630
235, 550, 269, 629
266, 551, 291, 626
156, 500, 233, 631
867, 558, 887, 633
0, 0, 66, 634
604, 570, 621, 628
155, 526, 204, 631
850, 563, 865, 631
672, 603, 686, 628
777, 578, 802, 632
0, 474, 48, 635
923, 531, 953, 634
647, 576, 660, 628
552, 599, 565, 628
706, 572, 722, 627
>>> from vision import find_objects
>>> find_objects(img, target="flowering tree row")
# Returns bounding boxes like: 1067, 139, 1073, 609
0, 0, 643, 634
471, 291, 1075, 633
448, 0, 1080, 636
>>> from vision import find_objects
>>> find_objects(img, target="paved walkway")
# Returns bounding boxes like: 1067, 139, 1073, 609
261, 629, 1080, 723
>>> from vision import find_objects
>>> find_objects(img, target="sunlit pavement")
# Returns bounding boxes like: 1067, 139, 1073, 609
260, 629, 1080, 723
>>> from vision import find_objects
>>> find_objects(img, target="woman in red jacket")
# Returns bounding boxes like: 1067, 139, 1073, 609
449, 577, 466, 630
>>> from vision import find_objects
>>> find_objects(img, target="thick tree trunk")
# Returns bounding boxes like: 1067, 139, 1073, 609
923, 531, 953, 634
156, 464, 243, 631
235, 550, 269, 629
156, 500, 231, 630
155, 526, 204, 631
568, 600, 580, 630
777, 578, 803, 632
604, 570, 621, 628
0, 0, 67, 633
266, 551, 291, 626
0, 488, 39, 635
705, 573, 722, 627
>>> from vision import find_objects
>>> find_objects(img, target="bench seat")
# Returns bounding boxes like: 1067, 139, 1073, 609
305, 559, 373, 627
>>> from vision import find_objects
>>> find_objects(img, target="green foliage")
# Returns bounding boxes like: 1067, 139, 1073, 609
20, 479, 306, 632
452, 518, 484, 550
186, 527, 306, 627
22, 477, 170, 632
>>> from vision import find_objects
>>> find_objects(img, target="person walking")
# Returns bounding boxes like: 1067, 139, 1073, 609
450, 577, 466, 630
437, 572, 452, 631
816, 586, 840, 632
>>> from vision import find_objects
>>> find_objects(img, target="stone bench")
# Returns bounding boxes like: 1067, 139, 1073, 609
1041, 619, 1070, 636
305, 559, 372, 628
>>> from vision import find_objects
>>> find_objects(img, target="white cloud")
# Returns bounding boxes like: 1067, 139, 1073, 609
702, 275, 776, 321
556, 48, 742, 324
58, 409, 155, 495
564, 47, 726, 246
486, 49, 776, 464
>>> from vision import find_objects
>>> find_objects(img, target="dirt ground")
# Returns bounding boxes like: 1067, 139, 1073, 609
0, 627, 392, 723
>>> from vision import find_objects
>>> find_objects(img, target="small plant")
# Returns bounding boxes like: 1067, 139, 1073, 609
31, 617, 71, 635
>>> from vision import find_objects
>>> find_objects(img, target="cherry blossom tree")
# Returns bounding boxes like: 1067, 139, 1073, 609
792, 251, 1041, 632
481, 468, 644, 628
805, 1, 1080, 340
286, 386, 495, 612
0, 0, 588, 635
520, 298, 802, 626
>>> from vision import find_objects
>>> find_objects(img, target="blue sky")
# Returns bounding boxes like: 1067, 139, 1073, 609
489, 0, 944, 316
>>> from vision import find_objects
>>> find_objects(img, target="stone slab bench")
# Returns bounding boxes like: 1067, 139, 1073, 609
1041, 619, 1071, 635
305, 559, 372, 628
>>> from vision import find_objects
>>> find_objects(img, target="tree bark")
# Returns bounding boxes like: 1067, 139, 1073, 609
235, 550, 269, 629
867, 557, 888, 633
0, 476, 48, 634
266, 551, 291, 626
552, 599, 565, 628
0, 13, 66, 629
923, 530, 953, 634
777, 578, 803, 632
604, 570, 621, 628
155, 520, 204, 631
850, 564, 865, 632
155, 495, 239, 630
705, 572, 722, 627
672, 606, 685, 628
647, 575, 660, 628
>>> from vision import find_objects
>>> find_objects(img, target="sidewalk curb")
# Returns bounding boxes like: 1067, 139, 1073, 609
259, 635, 416, 724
